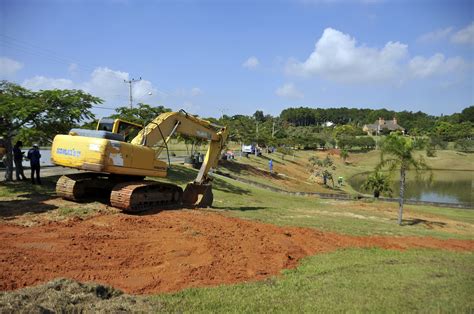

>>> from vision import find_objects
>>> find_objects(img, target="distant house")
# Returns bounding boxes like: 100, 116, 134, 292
363, 117, 404, 136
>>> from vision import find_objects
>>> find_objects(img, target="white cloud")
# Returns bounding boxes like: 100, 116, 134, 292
287, 27, 468, 83
68, 63, 79, 75
451, 22, 474, 44
190, 87, 202, 96
286, 28, 408, 83
22, 67, 159, 107
23, 76, 75, 90
131, 80, 158, 103
181, 101, 201, 113
242, 56, 260, 69
409, 53, 466, 78
83, 67, 159, 104
275, 83, 304, 99
81, 67, 128, 98
21, 68, 210, 115
418, 27, 453, 43
0, 57, 24, 79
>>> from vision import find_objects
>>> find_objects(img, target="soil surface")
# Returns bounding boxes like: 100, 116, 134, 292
1, 210, 473, 295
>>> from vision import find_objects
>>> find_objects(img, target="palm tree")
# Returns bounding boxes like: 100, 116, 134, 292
340, 149, 349, 163
361, 171, 392, 198
376, 133, 430, 225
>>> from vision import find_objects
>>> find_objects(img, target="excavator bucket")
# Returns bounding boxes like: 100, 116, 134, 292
182, 183, 213, 208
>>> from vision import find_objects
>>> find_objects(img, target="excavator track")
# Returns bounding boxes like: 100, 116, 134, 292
57, 173, 215, 212
56, 173, 107, 201
110, 181, 183, 213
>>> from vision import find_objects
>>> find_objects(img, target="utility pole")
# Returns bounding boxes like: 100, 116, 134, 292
218, 107, 228, 119
124, 77, 141, 109
256, 121, 259, 141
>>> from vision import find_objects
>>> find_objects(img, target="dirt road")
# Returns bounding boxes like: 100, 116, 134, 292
1, 210, 472, 295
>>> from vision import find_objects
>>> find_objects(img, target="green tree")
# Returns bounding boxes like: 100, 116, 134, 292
460, 106, 474, 123
355, 136, 376, 150
376, 133, 430, 225
426, 145, 437, 157
361, 172, 393, 198
433, 121, 473, 141
454, 139, 474, 152
337, 136, 355, 149
110, 103, 171, 125
334, 124, 362, 139
18, 89, 100, 144
253, 110, 265, 122
80, 119, 99, 130
429, 136, 448, 150
222, 115, 257, 145
278, 146, 292, 161
177, 134, 206, 155
340, 149, 349, 162
0, 81, 100, 181
308, 154, 336, 188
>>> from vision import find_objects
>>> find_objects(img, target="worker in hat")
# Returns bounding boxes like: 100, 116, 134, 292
27, 144, 41, 184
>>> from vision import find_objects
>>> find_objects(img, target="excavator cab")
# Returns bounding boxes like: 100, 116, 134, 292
97, 118, 143, 143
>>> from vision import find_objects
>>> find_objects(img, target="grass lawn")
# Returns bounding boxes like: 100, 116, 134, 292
158, 165, 474, 312
155, 165, 473, 240
152, 248, 473, 313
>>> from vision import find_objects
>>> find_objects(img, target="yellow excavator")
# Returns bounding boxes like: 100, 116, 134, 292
51, 110, 228, 212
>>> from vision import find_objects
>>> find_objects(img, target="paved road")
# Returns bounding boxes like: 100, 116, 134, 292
0, 166, 79, 182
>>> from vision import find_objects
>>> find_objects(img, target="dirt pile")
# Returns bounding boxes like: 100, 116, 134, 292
0, 278, 158, 313
1, 210, 473, 295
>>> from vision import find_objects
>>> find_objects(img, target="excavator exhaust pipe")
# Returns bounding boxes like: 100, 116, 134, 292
182, 183, 213, 208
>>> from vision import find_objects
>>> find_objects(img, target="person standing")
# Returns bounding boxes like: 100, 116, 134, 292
269, 159, 273, 173
13, 141, 27, 181
27, 144, 41, 184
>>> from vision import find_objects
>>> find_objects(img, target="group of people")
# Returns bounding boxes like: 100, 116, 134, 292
13, 141, 41, 184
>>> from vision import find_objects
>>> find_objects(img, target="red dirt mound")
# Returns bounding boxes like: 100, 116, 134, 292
1, 210, 472, 294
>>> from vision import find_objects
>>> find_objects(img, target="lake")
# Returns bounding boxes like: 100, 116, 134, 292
349, 170, 473, 206
19, 149, 53, 167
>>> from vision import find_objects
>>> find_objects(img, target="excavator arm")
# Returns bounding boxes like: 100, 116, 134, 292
131, 110, 229, 207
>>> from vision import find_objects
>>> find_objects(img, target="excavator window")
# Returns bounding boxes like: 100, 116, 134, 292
97, 120, 114, 132
96, 118, 143, 142
117, 121, 142, 142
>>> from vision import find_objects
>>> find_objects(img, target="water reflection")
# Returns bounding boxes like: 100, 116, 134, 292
349, 170, 473, 206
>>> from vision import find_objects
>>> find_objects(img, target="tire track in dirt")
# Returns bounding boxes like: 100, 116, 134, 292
1, 210, 472, 294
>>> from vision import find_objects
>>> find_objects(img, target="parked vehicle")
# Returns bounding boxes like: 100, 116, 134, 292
241, 144, 262, 157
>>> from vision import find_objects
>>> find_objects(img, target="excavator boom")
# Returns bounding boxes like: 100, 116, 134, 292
131, 110, 228, 184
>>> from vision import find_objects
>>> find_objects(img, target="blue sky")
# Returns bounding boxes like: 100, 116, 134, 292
1, 0, 473, 118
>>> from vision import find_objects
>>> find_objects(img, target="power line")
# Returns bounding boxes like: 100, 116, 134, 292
91, 105, 117, 110
0, 34, 98, 74
1, 34, 170, 107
